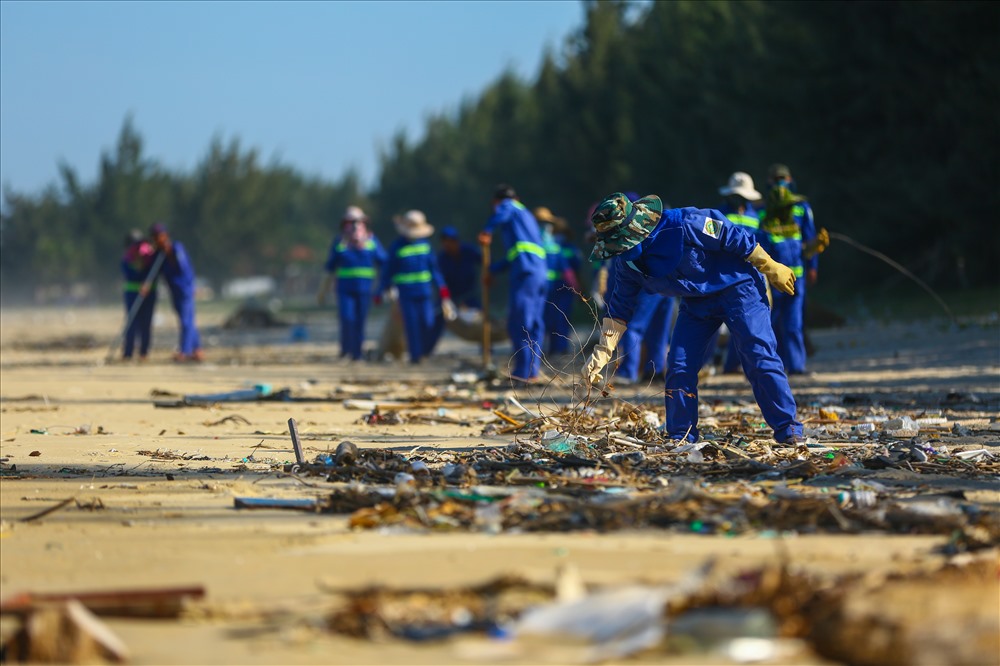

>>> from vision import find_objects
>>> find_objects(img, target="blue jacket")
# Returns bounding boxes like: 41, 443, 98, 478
543, 229, 569, 282
757, 200, 818, 278
559, 235, 583, 273
157, 241, 196, 297
380, 237, 446, 298
324, 236, 388, 294
607, 207, 762, 323
484, 198, 546, 276
438, 242, 481, 302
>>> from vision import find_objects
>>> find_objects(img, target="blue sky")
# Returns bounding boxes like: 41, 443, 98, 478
0, 0, 584, 195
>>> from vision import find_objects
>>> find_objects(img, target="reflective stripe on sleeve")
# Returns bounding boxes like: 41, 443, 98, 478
506, 241, 546, 261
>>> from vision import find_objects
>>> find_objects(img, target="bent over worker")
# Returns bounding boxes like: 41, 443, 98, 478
150, 223, 203, 362
582, 193, 804, 444
479, 185, 548, 384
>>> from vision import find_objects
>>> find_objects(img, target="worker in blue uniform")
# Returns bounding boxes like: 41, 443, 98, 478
437, 226, 482, 309
609, 254, 675, 385
611, 192, 675, 385
150, 223, 204, 362
426, 225, 481, 354
379, 210, 455, 364
479, 184, 548, 384
121, 229, 157, 361
757, 164, 829, 375
715, 172, 764, 375
535, 206, 580, 356
319, 206, 387, 361
582, 192, 804, 444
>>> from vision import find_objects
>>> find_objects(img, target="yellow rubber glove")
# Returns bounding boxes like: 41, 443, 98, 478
747, 245, 796, 296
802, 227, 830, 260
582, 317, 627, 386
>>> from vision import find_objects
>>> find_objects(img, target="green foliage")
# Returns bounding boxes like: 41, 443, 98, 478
2, 0, 997, 303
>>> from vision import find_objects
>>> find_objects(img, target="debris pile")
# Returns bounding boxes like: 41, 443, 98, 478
245, 401, 1000, 551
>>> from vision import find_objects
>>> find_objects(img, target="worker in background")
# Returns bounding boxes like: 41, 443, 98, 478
479, 184, 548, 385
427, 225, 481, 354
716, 172, 764, 375
149, 222, 204, 362
437, 226, 482, 309
757, 164, 829, 375
121, 229, 157, 361
379, 210, 455, 364
582, 192, 804, 444
318, 206, 387, 361
535, 206, 581, 356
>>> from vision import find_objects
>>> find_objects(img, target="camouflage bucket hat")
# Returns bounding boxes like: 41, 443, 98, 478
590, 192, 663, 260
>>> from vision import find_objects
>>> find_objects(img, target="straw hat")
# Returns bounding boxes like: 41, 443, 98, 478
533, 206, 568, 234
393, 210, 434, 239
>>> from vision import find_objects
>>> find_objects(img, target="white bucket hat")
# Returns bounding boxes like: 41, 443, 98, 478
342, 205, 367, 223
393, 209, 434, 239
719, 172, 762, 201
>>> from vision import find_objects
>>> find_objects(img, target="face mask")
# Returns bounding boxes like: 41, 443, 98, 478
725, 195, 747, 210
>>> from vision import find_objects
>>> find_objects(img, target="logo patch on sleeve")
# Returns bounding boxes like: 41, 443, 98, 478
702, 218, 722, 239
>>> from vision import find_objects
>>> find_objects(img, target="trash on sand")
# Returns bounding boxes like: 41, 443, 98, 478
155, 385, 292, 407
233, 497, 319, 511
2, 599, 130, 664
318, 556, 998, 665
0, 586, 205, 619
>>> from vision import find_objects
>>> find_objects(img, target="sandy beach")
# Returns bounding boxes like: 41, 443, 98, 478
1, 304, 997, 665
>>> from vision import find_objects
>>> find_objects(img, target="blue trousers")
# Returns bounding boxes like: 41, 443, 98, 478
338, 289, 371, 360
169, 288, 201, 355
123, 290, 156, 358
643, 296, 675, 376
617, 292, 672, 381
508, 269, 547, 379
665, 280, 802, 443
399, 293, 436, 364
771, 278, 807, 373
722, 334, 745, 374
544, 282, 576, 355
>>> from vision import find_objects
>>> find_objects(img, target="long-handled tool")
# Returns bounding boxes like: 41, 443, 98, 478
481, 242, 497, 379
828, 231, 957, 325
103, 252, 165, 364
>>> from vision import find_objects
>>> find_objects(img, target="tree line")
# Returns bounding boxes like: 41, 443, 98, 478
3, 0, 997, 304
